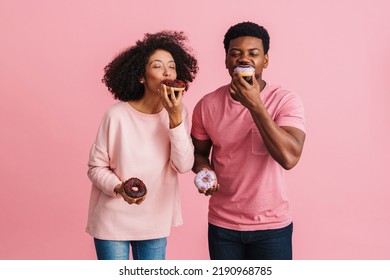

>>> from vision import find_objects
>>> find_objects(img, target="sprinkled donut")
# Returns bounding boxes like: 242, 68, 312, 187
194, 169, 217, 191
234, 65, 255, 85
123, 177, 147, 201
162, 79, 186, 93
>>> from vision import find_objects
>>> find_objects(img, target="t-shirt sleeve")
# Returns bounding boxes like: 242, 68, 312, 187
275, 92, 306, 133
191, 99, 210, 140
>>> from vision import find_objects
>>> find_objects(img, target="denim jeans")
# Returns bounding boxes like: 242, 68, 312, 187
208, 222, 293, 260
94, 237, 167, 260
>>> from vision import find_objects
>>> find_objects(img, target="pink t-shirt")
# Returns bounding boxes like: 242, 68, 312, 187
191, 83, 305, 231
87, 102, 194, 240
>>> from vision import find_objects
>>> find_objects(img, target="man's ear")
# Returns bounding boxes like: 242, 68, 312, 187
263, 53, 269, 69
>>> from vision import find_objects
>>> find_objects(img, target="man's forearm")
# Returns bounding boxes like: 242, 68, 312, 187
249, 105, 305, 170
192, 153, 212, 173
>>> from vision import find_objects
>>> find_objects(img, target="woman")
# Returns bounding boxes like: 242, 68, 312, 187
86, 31, 198, 260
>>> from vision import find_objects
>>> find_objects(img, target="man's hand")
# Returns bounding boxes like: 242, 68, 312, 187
229, 73, 262, 111
195, 169, 220, 196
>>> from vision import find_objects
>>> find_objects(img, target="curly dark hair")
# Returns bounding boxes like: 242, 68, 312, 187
223, 21, 270, 55
102, 31, 198, 101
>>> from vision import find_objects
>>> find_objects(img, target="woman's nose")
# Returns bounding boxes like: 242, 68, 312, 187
163, 66, 172, 77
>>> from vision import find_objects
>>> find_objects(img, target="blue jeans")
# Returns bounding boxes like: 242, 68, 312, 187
208, 223, 293, 260
94, 237, 167, 260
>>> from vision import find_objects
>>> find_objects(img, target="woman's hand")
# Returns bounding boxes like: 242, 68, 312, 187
114, 182, 146, 205
159, 84, 183, 128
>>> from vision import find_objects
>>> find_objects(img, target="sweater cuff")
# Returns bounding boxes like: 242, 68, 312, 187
168, 121, 187, 140
106, 177, 122, 198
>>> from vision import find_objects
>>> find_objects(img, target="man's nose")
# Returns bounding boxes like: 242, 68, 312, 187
237, 54, 251, 64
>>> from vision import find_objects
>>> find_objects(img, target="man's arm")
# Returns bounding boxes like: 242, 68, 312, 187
191, 136, 219, 195
231, 75, 306, 170
251, 111, 305, 170
191, 136, 213, 173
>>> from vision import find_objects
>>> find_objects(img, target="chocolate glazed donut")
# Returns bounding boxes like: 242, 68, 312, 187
161, 79, 186, 93
123, 177, 147, 199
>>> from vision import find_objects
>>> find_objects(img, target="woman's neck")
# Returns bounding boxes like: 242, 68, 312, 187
128, 92, 163, 114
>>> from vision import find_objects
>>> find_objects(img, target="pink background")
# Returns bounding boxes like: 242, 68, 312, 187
1, 0, 389, 260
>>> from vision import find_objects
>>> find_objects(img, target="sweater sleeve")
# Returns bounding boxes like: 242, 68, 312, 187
87, 111, 122, 198
168, 106, 195, 173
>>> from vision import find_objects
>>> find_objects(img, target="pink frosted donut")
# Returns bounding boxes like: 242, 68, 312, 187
234, 65, 254, 76
234, 65, 255, 85
194, 169, 216, 191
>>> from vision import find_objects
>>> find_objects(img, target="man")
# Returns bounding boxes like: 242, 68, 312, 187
191, 22, 306, 260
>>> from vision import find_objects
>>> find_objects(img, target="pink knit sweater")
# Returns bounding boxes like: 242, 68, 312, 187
86, 102, 194, 240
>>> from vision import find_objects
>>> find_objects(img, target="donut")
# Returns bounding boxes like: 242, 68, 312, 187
123, 177, 147, 200
234, 65, 255, 85
162, 79, 186, 93
194, 169, 216, 191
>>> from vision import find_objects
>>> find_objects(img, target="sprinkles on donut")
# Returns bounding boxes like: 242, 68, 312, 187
194, 169, 217, 191
123, 177, 147, 201
234, 65, 255, 85
162, 79, 186, 93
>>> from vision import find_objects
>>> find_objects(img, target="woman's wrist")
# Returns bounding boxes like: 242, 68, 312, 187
169, 116, 182, 129
114, 183, 123, 194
